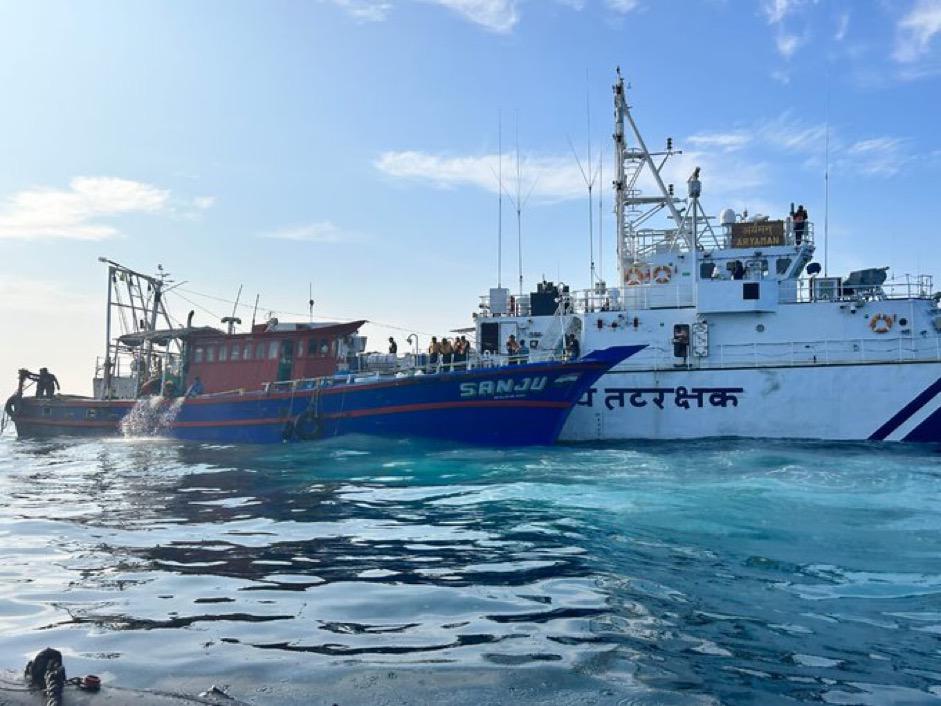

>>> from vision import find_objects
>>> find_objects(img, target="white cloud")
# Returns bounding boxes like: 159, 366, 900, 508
0, 177, 170, 241
375, 150, 585, 201
375, 146, 769, 210
893, 0, 941, 63
687, 131, 753, 151
770, 69, 791, 84
325, 0, 393, 22
259, 221, 353, 243
762, 0, 800, 24
760, 114, 827, 153
422, 0, 520, 33
193, 196, 216, 210
841, 137, 910, 177
0, 277, 98, 314
834, 10, 850, 42
606, 0, 640, 13
776, 32, 801, 58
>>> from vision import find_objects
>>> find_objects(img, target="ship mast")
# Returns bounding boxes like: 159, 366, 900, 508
97, 257, 176, 399
612, 68, 719, 283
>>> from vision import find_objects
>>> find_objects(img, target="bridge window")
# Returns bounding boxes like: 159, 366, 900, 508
243, 344, 252, 360
219, 345, 228, 362
207, 346, 216, 362
268, 341, 279, 359
194, 347, 204, 363
297, 340, 304, 358
231, 344, 241, 361
776, 258, 792, 276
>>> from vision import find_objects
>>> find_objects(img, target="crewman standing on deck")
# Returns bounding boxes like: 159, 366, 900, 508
36, 368, 60, 398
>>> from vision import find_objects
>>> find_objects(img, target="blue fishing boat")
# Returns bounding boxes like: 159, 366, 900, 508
4, 260, 642, 446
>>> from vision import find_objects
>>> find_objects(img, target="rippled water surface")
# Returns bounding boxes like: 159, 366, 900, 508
1, 433, 940, 704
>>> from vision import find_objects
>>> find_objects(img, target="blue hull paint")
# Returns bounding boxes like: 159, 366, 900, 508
11, 346, 643, 446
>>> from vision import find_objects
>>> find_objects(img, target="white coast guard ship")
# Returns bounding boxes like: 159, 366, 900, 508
473, 69, 941, 443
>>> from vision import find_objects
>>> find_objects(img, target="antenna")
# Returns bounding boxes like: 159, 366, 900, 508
498, 110, 503, 289
497, 113, 539, 299
516, 115, 523, 298
220, 284, 243, 335
824, 68, 831, 277
598, 145, 604, 286
250, 293, 260, 328
308, 282, 314, 322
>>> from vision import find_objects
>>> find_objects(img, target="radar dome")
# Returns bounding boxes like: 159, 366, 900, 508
719, 208, 736, 226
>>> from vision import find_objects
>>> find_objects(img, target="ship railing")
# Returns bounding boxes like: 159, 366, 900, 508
615, 334, 941, 371
265, 349, 573, 393
478, 283, 696, 317
781, 274, 935, 304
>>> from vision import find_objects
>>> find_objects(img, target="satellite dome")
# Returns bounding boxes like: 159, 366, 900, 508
719, 208, 736, 226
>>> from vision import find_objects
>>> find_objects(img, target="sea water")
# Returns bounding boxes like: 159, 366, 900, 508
0, 434, 939, 704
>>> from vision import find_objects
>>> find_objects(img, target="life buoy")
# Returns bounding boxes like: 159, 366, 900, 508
625, 266, 647, 286
869, 313, 894, 334
652, 265, 672, 284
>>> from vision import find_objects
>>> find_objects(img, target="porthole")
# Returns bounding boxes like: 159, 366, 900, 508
756, 324, 766, 333
899, 317, 909, 327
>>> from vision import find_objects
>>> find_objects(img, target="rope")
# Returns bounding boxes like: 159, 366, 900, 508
174, 287, 437, 337
43, 664, 64, 706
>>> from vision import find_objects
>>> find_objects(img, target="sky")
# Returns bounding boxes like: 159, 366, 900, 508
1, 0, 941, 394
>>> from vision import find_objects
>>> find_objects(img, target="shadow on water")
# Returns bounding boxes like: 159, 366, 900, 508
1, 434, 940, 704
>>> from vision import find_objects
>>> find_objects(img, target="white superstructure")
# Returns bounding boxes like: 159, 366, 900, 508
473, 69, 941, 443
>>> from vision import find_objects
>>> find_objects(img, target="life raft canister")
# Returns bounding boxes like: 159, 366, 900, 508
869, 313, 894, 334
652, 265, 672, 284
625, 266, 647, 286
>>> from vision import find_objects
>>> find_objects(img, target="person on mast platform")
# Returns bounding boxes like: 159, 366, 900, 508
388, 337, 398, 355
792, 204, 808, 245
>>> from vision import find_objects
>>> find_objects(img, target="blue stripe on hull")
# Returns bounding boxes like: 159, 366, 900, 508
869, 376, 941, 441
903, 405, 941, 443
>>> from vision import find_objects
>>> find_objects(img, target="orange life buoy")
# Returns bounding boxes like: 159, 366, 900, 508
625, 266, 647, 286
652, 265, 672, 284
869, 313, 894, 334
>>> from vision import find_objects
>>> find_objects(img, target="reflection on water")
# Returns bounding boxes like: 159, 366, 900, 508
0, 435, 940, 703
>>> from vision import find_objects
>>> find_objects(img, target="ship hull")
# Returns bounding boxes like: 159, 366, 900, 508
10, 346, 642, 446
562, 359, 941, 443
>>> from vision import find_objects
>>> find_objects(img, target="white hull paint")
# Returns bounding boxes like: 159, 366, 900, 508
560, 360, 941, 442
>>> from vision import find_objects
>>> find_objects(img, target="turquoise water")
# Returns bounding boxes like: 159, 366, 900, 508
1, 434, 940, 704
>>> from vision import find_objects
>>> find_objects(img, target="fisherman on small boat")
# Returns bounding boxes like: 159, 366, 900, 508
18, 368, 60, 398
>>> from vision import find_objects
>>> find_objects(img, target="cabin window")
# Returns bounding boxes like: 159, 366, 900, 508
268, 341, 279, 360
743, 282, 760, 300
207, 346, 216, 362
194, 347, 204, 363
776, 258, 792, 276
231, 344, 241, 361
243, 344, 252, 360
308, 338, 318, 356
296, 341, 304, 358
219, 345, 228, 362
320, 339, 331, 356
256, 342, 265, 360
